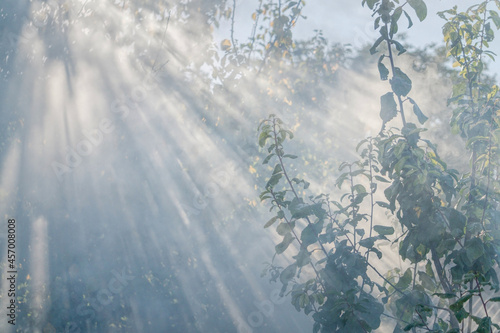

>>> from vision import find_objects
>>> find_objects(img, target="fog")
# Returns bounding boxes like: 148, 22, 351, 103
0, 1, 497, 333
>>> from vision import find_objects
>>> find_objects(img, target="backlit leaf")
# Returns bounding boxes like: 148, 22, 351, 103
408, 0, 427, 21
380, 92, 398, 124
390, 68, 412, 96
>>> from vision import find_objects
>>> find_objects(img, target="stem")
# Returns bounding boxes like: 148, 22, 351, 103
412, 262, 417, 290
415, 307, 432, 331
475, 276, 492, 333
270, 189, 302, 247
152, 12, 171, 73
412, 262, 419, 333
479, 129, 493, 228
271, 119, 330, 259
468, 280, 473, 333
477, 0, 488, 85
366, 141, 376, 261
430, 246, 460, 330
349, 165, 357, 247
366, 261, 407, 297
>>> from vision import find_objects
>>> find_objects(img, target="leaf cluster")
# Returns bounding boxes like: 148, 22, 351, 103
256, 1, 500, 332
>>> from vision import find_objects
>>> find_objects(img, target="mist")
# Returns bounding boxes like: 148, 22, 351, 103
0, 1, 497, 333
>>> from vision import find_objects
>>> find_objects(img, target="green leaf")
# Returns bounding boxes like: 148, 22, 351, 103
370, 36, 385, 55
371, 247, 383, 259
280, 263, 297, 284
355, 228, 365, 237
272, 164, 283, 175
403, 10, 413, 28
450, 294, 472, 312
433, 292, 456, 299
277, 222, 295, 235
266, 173, 282, 189
353, 184, 366, 194
376, 201, 391, 209
291, 203, 325, 219
380, 92, 398, 124
449, 209, 466, 238
293, 249, 311, 267
425, 260, 435, 279
391, 7, 403, 37
418, 271, 436, 291
259, 131, 271, 147
292, 178, 310, 189
408, 97, 428, 124
301, 223, 322, 247
275, 233, 295, 254
359, 237, 378, 249
491, 10, 500, 29
394, 156, 408, 174
395, 268, 412, 290
390, 68, 412, 96
264, 216, 278, 228
283, 154, 298, 159
384, 181, 401, 212
476, 317, 492, 332
374, 175, 390, 183
454, 308, 469, 322
465, 237, 485, 262
403, 322, 425, 331
392, 40, 406, 55
488, 297, 500, 302
378, 55, 389, 80
408, 0, 427, 21
363, 0, 378, 10
263, 153, 275, 164
373, 225, 394, 236
355, 293, 384, 329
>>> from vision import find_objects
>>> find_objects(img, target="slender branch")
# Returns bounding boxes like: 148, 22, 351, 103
152, 11, 171, 73
366, 261, 407, 297
366, 140, 375, 262
415, 307, 432, 332
430, 246, 460, 330
269, 189, 302, 247
477, 0, 489, 86
468, 280, 473, 333
475, 276, 492, 333
349, 164, 358, 246
271, 119, 330, 259
479, 128, 493, 228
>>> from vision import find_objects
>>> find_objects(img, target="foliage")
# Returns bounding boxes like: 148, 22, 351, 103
257, 0, 500, 332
